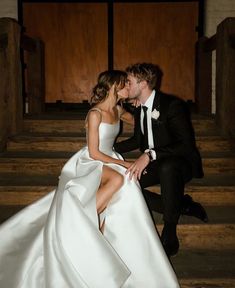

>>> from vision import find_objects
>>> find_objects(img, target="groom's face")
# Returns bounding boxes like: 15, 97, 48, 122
127, 75, 142, 99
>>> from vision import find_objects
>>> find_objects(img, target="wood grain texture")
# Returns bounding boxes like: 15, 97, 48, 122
6, 135, 235, 154
114, 2, 198, 101
23, 3, 108, 103
0, 156, 234, 175
23, 117, 217, 135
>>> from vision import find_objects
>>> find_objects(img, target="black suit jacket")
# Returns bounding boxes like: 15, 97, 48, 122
115, 92, 204, 178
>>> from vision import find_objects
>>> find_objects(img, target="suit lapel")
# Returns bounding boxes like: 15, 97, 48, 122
151, 92, 161, 147
152, 91, 160, 112
151, 91, 161, 123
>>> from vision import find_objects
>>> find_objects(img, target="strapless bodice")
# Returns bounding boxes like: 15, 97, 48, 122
97, 121, 120, 153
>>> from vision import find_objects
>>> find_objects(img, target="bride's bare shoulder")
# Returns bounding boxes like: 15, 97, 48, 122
85, 107, 102, 126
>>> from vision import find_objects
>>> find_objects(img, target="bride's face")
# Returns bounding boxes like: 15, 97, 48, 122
117, 83, 129, 101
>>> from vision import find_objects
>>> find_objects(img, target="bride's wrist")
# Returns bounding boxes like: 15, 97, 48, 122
117, 159, 125, 166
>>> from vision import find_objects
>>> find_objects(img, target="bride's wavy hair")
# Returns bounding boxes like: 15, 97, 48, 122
90, 70, 127, 106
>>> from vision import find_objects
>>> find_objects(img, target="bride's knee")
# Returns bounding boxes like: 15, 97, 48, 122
112, 172, 124, 190
102, 166, 124, 190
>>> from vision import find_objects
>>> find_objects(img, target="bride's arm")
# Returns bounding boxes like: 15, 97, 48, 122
87, 110, 131, 168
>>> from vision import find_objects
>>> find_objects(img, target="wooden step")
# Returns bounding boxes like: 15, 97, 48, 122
173, 249, 235, 286
0, 205, 24, 223
150, 185, 235, 206
0, 198, 235, 250
0, 173, 58, 186
0, 184, 234, 206
0, 155, 234, 175
180, 278, 235, 288
154, 206, 235, 225
0, 186, 54, 205
0, 201, 234, 250
0, 173, 234, 209
7, 135, 235, 153
23, 118, 218, 135
158, 223, 235, 250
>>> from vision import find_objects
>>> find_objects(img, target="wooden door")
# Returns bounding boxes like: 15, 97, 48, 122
114, 2, 198, 101
23, 2, 198, 103
23, 3, 108, 103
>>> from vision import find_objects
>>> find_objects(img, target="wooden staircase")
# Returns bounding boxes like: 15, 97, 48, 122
0, 113, 235, 287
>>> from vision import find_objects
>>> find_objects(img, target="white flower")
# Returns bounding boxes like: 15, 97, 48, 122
151, 109, 160, 120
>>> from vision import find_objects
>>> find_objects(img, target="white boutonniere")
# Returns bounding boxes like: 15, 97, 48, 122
151, 109, 160, 120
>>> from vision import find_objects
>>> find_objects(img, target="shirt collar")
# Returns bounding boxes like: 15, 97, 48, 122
141, 90, 155, 110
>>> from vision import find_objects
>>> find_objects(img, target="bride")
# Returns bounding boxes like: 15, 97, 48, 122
0, 70, 179, 288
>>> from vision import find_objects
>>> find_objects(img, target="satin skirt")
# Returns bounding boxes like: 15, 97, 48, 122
0, 147, 179, 287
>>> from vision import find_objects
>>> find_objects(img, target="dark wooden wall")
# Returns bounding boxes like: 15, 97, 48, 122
23, 2, 198, 103
0, 19, 23, 151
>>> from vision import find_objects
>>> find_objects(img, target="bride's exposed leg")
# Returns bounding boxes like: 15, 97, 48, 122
100, 219, 106, 234
97, 166, 123, 230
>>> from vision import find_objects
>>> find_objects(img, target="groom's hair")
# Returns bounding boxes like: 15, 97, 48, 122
126, 63, 159, 90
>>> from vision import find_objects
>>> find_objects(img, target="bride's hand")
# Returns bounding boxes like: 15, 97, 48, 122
125, 154, 150, 180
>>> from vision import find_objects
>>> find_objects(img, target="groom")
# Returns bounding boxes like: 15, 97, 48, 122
115, 63, 208, 257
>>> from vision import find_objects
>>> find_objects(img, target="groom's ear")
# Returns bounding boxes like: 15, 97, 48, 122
139, 80, 148, 90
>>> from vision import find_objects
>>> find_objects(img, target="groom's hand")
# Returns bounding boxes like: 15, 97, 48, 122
127, 98, 141, 107
125, 153, 150, 180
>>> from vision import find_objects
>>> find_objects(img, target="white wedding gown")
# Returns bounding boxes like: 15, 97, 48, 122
0, 120, 179, 288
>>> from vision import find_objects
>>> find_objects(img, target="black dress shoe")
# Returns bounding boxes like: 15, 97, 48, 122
161, 223, 179, 257
182, 194, 208, 223
161, 237, 179, 258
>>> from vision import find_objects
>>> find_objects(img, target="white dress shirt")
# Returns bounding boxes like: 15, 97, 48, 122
140, 90, 157, 160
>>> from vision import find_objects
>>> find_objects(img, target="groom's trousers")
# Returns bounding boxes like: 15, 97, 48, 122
139, 156, 192, 224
